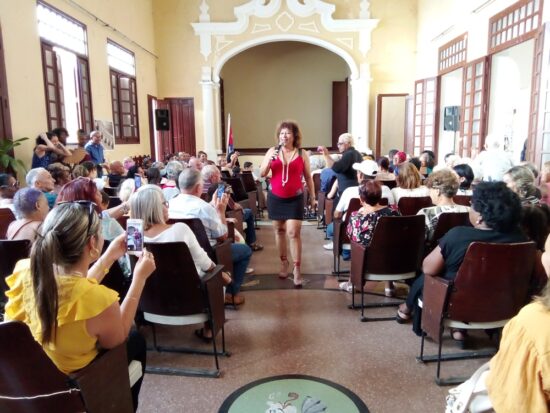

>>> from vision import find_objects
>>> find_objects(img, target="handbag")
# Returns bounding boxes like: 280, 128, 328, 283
445, 361, 494, 413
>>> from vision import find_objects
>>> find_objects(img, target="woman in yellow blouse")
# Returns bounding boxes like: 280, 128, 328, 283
5, 201, 155, 411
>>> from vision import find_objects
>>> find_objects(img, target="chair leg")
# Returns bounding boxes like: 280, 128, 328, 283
419, 332, 426, 361
151, 324, 158, 351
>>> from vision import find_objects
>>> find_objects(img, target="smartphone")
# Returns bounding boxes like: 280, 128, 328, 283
134, 175, 142, 189
217, 183, 226, 199
126, 219, 144, 255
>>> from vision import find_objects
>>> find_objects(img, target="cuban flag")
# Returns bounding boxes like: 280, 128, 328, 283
226, 113, 234, 162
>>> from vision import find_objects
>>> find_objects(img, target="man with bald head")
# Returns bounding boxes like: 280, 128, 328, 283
107, 160, 126, 188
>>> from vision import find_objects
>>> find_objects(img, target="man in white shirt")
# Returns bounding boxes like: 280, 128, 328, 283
473, 134, 514, 182
169, 168, 252, 306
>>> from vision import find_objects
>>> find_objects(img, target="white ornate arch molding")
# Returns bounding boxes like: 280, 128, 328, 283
191, 0, 379, 156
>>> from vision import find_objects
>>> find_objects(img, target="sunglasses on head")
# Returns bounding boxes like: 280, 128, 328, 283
56, 200, 101, 234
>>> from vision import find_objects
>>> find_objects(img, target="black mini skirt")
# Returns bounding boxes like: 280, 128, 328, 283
267, 192, 304, 221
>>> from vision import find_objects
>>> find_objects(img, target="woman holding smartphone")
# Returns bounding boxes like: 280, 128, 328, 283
260, 120, 315, 288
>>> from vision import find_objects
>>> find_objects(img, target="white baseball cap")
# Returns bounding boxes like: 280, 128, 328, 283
352, 160, 379, 177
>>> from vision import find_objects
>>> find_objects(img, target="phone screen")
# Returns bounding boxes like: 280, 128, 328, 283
217, 184, 225, 199
134, 176, 142, 189
126, 219, 144, 254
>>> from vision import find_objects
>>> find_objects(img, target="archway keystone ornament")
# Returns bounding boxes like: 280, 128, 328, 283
192, 0, 379, 158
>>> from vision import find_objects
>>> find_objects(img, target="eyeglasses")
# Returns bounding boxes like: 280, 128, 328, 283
57, 200, 101, 235
337, 142, 345, 146
0, 180, 18, 189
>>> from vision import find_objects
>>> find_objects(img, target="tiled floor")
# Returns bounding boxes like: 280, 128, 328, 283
137, 220, 490, 413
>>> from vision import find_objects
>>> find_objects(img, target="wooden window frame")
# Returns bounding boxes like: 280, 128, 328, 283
488, 0, 543, 54
110, 69, 139, 144
459, 57, 490, 159
411, 77, 439, 157
438, 33, 468, 76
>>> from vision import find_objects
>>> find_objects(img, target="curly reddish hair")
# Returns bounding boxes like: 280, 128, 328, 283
275, 120, 302, 148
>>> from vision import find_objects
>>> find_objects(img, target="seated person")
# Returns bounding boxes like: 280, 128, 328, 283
340, 180, 400, 296
7, 188, 48, 241
540, 160, 550, 206
417, 169, 469, 242
375, 157, 396, 181
107, 160, 126, 188
0, 173, 18, 212
201, 164, 263, 251
47, 162, 71, 194
162, 161, 183, 201
25, 167, 57, 209
503, 165, 541, 206
5, 202, 155, 411
483, 234, 550, 412
391, 162, 430, 204
145, 167, 162, 186
169, 168, 252, 306
396, 182, 527, 342
419, 150, 435, 176
453, 163, 474, 195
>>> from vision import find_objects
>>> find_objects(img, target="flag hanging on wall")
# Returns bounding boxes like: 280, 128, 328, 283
226, 113, 234, 162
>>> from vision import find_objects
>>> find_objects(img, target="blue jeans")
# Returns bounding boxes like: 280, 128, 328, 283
243, 208, 256, 244
326, 222, 334, 239
228, 243, 252, 295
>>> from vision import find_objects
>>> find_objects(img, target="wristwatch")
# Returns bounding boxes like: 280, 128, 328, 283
121, 203, 130, 214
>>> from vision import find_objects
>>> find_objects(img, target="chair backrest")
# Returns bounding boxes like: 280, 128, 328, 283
100, 240, 129, 302
364, 215, 425, 274
453, 194, 471, 206
430, 212, 470, 245
398, 196, 433, 215
239, 172, 256, 193
103, 186, 118, 197
108, 196, 122, 209
221, 170, 231, 178
222, 177, 248, 202
448, 242, 537, 322
379, 180, 396, 189
141, 242, 205, 316
0, 321, 85, 413
0, 239, 31, 299
168, 218, 217, 262
0, 208, 16, 239
312, 173, 321, 199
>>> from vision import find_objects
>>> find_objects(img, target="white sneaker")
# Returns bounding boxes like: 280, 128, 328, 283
323, 242, 333, 250
339, 281, 353, 293
245, 267, 254, 274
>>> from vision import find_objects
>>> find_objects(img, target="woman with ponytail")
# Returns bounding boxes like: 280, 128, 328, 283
4, 202, 155, 411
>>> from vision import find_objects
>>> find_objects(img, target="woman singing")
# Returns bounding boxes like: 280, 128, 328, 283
260, 120, 315, 288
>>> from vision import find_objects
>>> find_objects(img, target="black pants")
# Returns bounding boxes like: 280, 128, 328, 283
405, 273, 425, 336
126, 329, 147, 411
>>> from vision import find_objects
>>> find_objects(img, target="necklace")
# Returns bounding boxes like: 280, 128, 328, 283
281, 148, 296, 187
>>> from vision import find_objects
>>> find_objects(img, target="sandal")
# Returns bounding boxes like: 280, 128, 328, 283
194, 328, 213, 343
250, 242, 264, 251
450, 329, 467, 349
293, 261, 307, 289
279, 256, 289, 279
396, 304, 411, 324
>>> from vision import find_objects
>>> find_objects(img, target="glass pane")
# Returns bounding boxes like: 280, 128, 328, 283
474, 92, 482, 105
48, 85, 56, 98
415, 115, 422, 124
121, 102, 130, 113
471, 135, 478, 147
463, 136, 469, 147
465, 93, 471, 107
426, 103, 434, 114
475, 63, 483, 76
426, 91, 434, 102
416, 93, 423, 104
545, 113, 550, 130
534, 0, 540, 12
474, 77, 482, 90
414, 137, 421, 146
463, 121, 469, 133
416, 83, 423, 93
121, 90, 130, 101
472, 120, 480, 134
526, 18, 532, 32
543, 132, 550, 151
513, 24, 518, 38
519, 21, 525, 35
49, 103, 57, 117
47, 68, 55, 83
427, 81, 435, 92
45, 52, 53, 66
520, 5, 526, 19
414, 148, 420, 156
123, 126, 131, 136
415, 126, 421, 135
527, 1, 533, 15
464, 110, 470, 122
120, 77, 130, 88
473, 106, 481, 120
465, 80, 472, 93
467, 66, 472, 78
425, 136, 433, 146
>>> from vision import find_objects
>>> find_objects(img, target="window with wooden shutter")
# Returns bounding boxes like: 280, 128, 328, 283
110, 69, 139, 144
412, 78, 439, 156
77, 57, 93, 134
460, 57, 489, 159
438, 33, 468, 76
41, 42, 64, 131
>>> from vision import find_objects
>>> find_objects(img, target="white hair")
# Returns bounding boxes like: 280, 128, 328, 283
338, 133, 354, 146
201, 164, 219, 182
26, 167, 47, 187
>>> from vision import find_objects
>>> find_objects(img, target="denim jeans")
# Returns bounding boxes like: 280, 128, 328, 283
228, 243, 252, 295
326, 222, 334, 239
243, 208, 256, 244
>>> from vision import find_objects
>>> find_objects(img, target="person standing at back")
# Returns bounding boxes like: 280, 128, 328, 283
85, 131, 107, 178
318, 133, 363, 203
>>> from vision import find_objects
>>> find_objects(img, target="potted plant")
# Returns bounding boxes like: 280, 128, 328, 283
0, 137, 28, 175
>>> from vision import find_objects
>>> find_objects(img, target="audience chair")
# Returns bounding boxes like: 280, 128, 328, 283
398, 196, 433, 215
0, 239, 30, 315
140, 242, 228, 377
0, 321, 134, 413
418, 242, 536, 385
332, 197, 361, 275
378, 180, 397, 189
426, 212, 471, 254
101, 240, 130, 302
238, 172, 259, 221
222, 176, 251, 210
116, 215, 129, 230
0, 208, 16, 239
349, 215, 425, 322
324, 197, 334, 227
107, 196, 122, 209
453, 195, 472, 206
317, 191, 327, 230
103, 186, 118, 197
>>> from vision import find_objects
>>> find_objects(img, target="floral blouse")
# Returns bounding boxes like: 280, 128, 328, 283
347, 206, 400, 246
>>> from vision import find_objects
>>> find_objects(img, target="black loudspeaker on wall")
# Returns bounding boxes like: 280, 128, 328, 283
443, 106, 460, 132
155, 109, 170, 131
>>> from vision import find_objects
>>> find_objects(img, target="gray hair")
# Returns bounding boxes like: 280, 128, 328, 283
178, 168, 202, 191
26, 167, 47, 187
201, 164, 219, 182
118, 178, 136, 202
13, 188, 44, 218
130, 184, 166, 230
505, 165, 537, 199
338, 133, 354, 146
165, 161, 184, 180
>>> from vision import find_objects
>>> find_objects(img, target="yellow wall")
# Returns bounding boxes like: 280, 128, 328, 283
221, 41, 349, 149
0, 0, 158, 170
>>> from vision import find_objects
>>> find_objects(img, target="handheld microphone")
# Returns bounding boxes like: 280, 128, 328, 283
271, 144, 282, 161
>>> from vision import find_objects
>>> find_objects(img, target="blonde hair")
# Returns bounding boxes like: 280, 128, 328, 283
129, 184, 166, 230
397, 162, 422, 189
425, 169, 459, 198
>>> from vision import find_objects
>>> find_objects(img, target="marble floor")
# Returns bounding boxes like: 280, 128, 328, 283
137, 220, 490, 413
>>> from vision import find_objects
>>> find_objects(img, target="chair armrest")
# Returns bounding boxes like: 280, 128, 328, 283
421, 276, 452, 343
350, 241, 366, 290
226, 210, 243, 237
227, 221, 235, 242
324, 198, 334, 225
247, 191, 257, 215
202, 265, 226, 336
332, 217, 343, 255
214, 240, 234, 276
69, 344, 133, 413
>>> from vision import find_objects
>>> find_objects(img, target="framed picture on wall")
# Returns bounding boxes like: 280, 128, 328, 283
94, 119, 115, 151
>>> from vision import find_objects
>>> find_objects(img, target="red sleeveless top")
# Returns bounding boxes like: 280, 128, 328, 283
271, 153, 305, 198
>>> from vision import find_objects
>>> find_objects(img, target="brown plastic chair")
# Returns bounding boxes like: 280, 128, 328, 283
0, 321, 133, 413
141, 242, 228, 377
100, 240, 130, 302
418, 242, 537, 385
453, 195, 471, 206
0, 239, 31, 305
0, 208, 16, 239
222, 176, 250, 208
238, 172, 258, 218
349, 215, 425, 321
398, 196, 433, 215
317, 191, 327, 229
426, 212, 471, 253
378, 180, 397, 189
332, 197, 361, 275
